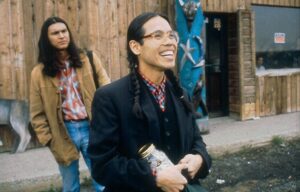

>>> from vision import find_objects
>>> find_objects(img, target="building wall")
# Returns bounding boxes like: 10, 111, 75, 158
0, 0, 174, 152
0, 0, 299, 101
0, 0, 299, 151
0, 0, 175, 100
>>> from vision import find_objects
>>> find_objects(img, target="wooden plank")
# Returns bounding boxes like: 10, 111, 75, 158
275, 76, 282, 114
255, 77, 260, 117
66, 0, 79, 42
96, 0, 110, 77
218, 0, 224, 12
286, 75, 292, 112
134, 0, 145, 16
11, 0, 27, 100
265, 77, 271, 116
22, 0, 38, 93
160, 0, 168, 15
127, 0, 135, 24
0, 0, 12, 99
107, 0, 120, 80
281, 76, 287, 113
56, 0, 67, 20
86, 0, 100, 50
44, 0, 55, 17
270, 76, 276, 115
0, 67, 12, 99
9, 0, 17, 98
117, 0, 129, 77
291, 74, 297, 112
145, 0, 160, 12
259, 76, 265, 116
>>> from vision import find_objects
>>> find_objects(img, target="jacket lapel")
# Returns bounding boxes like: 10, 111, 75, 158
49, 76, 59, 89
168, 82, 187, 152
139, 82, 161, 145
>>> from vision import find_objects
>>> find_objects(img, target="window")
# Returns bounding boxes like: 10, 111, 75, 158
253, 5, 300, 70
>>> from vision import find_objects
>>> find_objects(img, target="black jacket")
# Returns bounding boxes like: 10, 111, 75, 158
88, 75, 211, 192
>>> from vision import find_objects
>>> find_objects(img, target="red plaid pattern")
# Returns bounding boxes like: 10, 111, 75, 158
57, 62, 88, 120
141, 74, 166, 112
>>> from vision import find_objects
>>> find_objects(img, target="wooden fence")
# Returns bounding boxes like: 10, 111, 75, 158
256, 71, 300, 117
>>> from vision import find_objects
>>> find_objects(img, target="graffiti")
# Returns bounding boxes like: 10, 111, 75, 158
176, 0, 209, 133
0, 99, 31, 153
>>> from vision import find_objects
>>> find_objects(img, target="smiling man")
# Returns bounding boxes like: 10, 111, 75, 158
88, 12, 211, 192
30, 16, 110, 192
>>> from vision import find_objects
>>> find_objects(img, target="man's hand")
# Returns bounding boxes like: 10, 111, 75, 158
178, 154, 203, 179
156, 164, 188, 192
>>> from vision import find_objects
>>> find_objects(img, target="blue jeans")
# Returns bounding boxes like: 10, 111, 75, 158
59, 120, 104, 192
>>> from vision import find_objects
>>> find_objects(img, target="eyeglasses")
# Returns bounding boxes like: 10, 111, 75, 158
142, 30, 179, 43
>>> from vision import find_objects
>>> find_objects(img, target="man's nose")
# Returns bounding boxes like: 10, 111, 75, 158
58, 32, 65, 38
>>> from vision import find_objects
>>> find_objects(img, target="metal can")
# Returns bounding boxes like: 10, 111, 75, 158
138, 143, 173, 173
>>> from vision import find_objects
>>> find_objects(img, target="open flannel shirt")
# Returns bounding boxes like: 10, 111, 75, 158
57, 61, 88, 120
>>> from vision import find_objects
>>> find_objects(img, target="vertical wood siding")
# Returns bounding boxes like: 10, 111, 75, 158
0, 0, 299, 107
1, 0, 298, 100
256, 72, 300, 117
0, 0, 174, 100
0, 0, 26, 100
202, 0, 300, 12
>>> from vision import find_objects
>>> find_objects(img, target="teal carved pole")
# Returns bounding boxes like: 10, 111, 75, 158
175, 0, 209, 133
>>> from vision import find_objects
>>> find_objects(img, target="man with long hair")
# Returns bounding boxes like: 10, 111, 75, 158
88, 12, 211, 192
30, 16, 110, 192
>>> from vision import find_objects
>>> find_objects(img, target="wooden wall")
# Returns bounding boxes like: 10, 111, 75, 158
1, 0, 299, 102
0, 0, 26, 100
0, 0, 299, 152
256, 72, 300, 117
0, 0, 174, 153
0, 0, 174, 101
202, 0, 300, 13
251, 0, 300, 7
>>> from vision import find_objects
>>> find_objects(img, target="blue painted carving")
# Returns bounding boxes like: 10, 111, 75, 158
175, 0, 209, 133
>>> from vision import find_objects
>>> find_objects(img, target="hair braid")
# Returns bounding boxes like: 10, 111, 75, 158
130, 64, 143, 119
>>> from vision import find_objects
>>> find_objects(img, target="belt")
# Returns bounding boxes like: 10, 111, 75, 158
64, 118, 88, 123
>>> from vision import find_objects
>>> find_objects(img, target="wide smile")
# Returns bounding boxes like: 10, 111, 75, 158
160, 50, 176, 60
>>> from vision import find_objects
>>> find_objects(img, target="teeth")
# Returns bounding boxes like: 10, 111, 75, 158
161, 51, 173, 56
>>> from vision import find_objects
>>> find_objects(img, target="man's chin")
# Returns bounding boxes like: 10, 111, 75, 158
56, 47, 68, 51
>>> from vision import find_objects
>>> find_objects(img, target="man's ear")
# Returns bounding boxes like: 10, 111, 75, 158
129, 40, 141, 55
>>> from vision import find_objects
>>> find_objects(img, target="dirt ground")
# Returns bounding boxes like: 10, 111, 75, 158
201, 137, 300, 192
44, 137, 300, 192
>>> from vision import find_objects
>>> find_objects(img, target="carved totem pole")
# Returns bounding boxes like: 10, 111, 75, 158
175, 0, 209, 133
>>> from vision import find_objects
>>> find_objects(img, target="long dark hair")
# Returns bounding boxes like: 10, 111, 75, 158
126, 12, 194, 119
38, 16, 82, 77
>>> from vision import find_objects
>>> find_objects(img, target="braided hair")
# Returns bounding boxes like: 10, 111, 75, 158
126, 12, 194, 119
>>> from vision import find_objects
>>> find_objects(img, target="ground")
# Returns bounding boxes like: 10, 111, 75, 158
43, 137, 300, 192
201, 137, 300, 192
